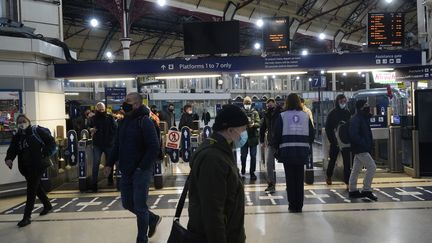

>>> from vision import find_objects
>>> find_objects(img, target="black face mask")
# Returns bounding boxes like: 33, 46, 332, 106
168, 108, 174, 112
151, 109, 157, 113
122, 102, 133, 113
96, 111, 106, 116
267, 107, 275, 111
362, 107, 372, 117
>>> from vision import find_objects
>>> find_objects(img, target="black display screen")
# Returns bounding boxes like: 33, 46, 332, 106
368, 12, 405, 47
263, 17, 289, 52
183, 21, 240, 55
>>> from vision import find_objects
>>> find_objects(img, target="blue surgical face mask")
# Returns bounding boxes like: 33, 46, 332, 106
234, 130, 248, 148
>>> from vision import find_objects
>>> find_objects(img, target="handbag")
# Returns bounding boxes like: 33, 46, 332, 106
167, 175, 206, 243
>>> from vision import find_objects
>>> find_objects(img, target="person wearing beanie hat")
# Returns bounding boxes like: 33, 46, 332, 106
348, 99, 378, 201
240, 96, 260, 180
324, 94, 352, 187
188, 104, 248, 243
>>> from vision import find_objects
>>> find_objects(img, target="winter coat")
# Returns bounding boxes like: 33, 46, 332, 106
349, 111, 373, 155
88, 112, 117, 147
325, 103, 351, 145
259, 106, 282, 146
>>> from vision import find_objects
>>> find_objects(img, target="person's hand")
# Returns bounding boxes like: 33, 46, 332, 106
5, 160, 12, 169
103, 166, 112, 177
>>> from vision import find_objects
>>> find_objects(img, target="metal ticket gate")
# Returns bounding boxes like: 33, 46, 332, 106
78, 137, 93, 192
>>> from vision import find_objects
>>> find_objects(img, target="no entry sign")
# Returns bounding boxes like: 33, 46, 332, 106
166, 130, 181, 149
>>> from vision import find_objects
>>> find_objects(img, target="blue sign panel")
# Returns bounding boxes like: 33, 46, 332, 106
167, 127, 180, 163
180, 127, 192, 162
311, 76, 326, 88
370, 116, 387, 128
78, 150, 86, 179
55, 51, 423, 78
105, 87, 127, 100
67, 130, 78, 166
203, 126, 212, 139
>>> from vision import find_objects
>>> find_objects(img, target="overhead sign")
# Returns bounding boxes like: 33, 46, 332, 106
395, 65, 432, 81
263, 17, 289, 52
54, 51, 423, 78
373, 71, 397, 84
105, 87, 127, 100
311, 76, 326, 88
166, 130, 181, 149
368, 12, 404, 47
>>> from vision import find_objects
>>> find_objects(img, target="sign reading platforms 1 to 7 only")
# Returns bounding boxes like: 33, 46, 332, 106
368, 12, 405, 47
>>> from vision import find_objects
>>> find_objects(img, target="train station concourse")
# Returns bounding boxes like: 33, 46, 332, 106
1, 0, 432, 243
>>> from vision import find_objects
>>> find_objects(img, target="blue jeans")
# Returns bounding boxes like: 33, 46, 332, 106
241, 144, 257, 174
92, 145, 113, 185
121, 167, 158, 243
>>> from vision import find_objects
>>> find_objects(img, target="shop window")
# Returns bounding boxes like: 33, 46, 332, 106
0, 90, 21, 145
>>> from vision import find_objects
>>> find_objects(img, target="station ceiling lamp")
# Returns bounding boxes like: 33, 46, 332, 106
327, 68, 394, 73
241, 71, 307, 77
68, 77, 135, 82
155, 74, 221, 80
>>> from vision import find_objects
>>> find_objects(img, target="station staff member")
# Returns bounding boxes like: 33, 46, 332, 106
273, 94, 315, 213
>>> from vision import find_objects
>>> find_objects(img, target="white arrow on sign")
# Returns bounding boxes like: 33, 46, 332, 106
173, 152, 177, 160
71, 144, 74, 153
69, 134, 75, 142
184, 151, 189, 158
71, 154, 75, 162
206, 130, 210, 137
184, 141, 188, 149
183, 130, 189, 138
161, 65, 166, 70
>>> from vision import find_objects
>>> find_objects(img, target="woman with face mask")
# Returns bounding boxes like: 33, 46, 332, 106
4, 114, 56, 227
187, 104, 249, 243
178, 104, 195, 129
273, 94, 315, 213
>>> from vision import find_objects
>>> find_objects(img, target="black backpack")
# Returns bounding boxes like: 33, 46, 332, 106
335, 121, 350, 149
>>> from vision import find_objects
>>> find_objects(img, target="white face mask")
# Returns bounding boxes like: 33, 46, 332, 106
244, 105, 251, 110
18, 122, 29, 130
339, 103, 347, 109
187, 110, 193, 115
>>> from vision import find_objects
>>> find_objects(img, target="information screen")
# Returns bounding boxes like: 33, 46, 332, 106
263, 17, 289, 52
368, 12, 404, 47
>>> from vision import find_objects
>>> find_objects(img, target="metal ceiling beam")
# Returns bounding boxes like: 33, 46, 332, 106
65, 27, 88, 40
300, 0, 360, 26
341, 0, 372, 29
296, 0, 318, 17
78, 29, 92, 59
96, 25, 119, 60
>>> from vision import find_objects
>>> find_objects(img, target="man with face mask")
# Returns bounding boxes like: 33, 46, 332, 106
104, 93, 161, 242
188, 104, 248, 243
348, 100, 377, 201
178, 104, 194, 129
260, 98, 282, 193
240, 96, 261, 180
88, 102, 117, 191
325, 94, 352, 187
161, 103, 176, 128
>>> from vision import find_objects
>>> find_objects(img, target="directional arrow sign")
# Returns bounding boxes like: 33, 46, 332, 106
161, 65, 166, 70
183, 130, 189, 138
70, 134, 75, 141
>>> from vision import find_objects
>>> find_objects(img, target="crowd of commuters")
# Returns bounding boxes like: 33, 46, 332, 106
4, 92, 378, 243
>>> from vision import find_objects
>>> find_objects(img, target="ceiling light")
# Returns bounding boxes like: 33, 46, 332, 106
385, 0, 393, 3
343, 73, 347, 76
65, 92, 79, 96
296, 76, 300, 80
319, 33, 325, 40
157, 0, 166, 7
235, 74, 239, 78
301, 49, 308, 56
361, 74, 366, 78
272, 75, 276, 79
256, 19, 264, 28
308, 78, 312, 82
105, 51, 113, 59
90, 18, 99, 28
254, 42, 261, 50
155, 74, 221, 80
69, 77, 135, 82
320, 70, 325, 74
264, 76, 268, 79
241, 71, 308, 77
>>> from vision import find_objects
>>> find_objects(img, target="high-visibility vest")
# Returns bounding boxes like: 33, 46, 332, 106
279, 110, 310, 150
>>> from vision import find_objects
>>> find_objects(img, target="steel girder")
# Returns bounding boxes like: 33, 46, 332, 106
96, 25, 119, 60
341, 0, 372, 29
296, 0, 318, 17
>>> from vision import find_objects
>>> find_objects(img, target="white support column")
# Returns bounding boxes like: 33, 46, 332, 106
332, 72, 337, 91
366, 73, 371, 90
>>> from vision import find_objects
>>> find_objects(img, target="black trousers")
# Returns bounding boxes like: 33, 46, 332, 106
326, 144, 352, 184
23, 168, 51, 218
283, 163, 304, 210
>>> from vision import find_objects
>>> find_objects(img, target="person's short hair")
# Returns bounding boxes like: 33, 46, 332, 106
184, 104, 192, 112
266, 98, 275, 104
168, 103, 174, 107
300, 98, 305, 103
284, 93, 302, 111
16, 114, 31, 124
127, 92, 143, 104
96, 102, 105, 109
150, 105, 157, 109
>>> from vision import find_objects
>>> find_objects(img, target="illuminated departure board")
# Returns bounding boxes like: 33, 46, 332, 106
368, 13, 405, 47
263, 17, 290, 52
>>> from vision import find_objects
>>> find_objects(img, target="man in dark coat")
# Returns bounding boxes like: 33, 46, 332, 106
259, 98, 282, 193
188, 104, 248, 243
325, 94, 352, 186
88, 102, 117, 191
241, 96, 260, 180
348, 100, 377, 201
104, 93, 161, 242
201, 109, 211, 125
160, 103, 176, 128
178, 104, 194, 129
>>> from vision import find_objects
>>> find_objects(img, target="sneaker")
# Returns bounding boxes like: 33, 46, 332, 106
362, 191, 378, 201
148, 215, 162, 238
326, 177, 332, 185
265, 184, 275, 194
39, 204, 53, 216
17, 218, 31, 227
250, 173, 257, 181
349, 190, 363, 198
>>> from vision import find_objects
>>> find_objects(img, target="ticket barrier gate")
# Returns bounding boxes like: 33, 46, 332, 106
78, 138, 94, 192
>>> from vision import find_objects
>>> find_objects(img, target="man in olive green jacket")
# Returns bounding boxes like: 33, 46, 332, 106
188, 104, 249, 243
